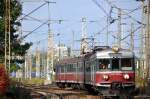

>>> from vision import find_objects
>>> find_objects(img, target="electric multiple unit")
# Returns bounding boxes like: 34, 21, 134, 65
55, 46, 135, 95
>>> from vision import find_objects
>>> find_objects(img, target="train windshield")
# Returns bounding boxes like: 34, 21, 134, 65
99, 59, 110, 70
121, 58, 133, 70
98, 58, 133, 71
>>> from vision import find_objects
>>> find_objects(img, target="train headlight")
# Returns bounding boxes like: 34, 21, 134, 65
112, 46, 119, 52
123, 74, 130, 80
103, 75, 109, 81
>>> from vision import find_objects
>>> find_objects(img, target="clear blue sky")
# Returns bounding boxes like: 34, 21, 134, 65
21, 0, 141, 53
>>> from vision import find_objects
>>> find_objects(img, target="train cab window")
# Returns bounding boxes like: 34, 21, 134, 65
99, 59, 110, 70
112, 58, 120, 70
121, 58, 132, 70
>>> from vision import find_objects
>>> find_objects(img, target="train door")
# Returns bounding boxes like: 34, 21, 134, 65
57, 65, 61, 82
75, 63, 78, 83
91, 60, 95, 85
85, 60, 91, 84
64, 64, 66, 82
77, 61, 82, 83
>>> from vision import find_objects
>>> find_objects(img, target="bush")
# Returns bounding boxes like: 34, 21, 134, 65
21, 78, 44, 85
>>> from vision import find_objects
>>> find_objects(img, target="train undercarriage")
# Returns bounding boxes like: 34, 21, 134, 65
56, 82, 135, 97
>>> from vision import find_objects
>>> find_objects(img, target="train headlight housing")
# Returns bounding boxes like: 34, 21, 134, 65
103, 75, 109, 81
123, 74, 130, 80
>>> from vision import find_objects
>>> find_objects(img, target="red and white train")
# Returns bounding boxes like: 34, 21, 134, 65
55, 46, 135, 95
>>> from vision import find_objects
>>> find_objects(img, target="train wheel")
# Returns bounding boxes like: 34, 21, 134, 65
76, 84, 81, 90
71, 84, 76, 89
57, 83, 65, 88
79, 83, 84, 89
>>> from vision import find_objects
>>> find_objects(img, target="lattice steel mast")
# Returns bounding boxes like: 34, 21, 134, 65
4, 0, 11, 71
81, 17, 89, 54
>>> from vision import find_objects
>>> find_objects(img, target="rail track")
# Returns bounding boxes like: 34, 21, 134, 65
20, 84, 150, 99
4, 85, 150, 99
24, 84, 104, 99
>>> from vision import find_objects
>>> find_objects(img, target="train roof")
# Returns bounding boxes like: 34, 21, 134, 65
56, 56, 84, 64
93, 48, 134, 58
56, 46, 134, 65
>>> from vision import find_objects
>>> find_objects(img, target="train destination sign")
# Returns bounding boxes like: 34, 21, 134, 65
109, 53, 122, 58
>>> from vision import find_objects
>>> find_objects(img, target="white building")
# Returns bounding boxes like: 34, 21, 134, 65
54, 44, 70, 60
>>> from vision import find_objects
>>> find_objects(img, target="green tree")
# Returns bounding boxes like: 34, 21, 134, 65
0, 0, 32, 71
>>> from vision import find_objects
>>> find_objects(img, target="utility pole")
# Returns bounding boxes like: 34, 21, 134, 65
24, 55, 27, 79
36, 42, 40, 78
106, 17, 109, 46
28, 51, 32, 79
5, 0, 11, 71
117, 8, 122, 48
24, 50, 32, 79
47, 30, 53, 83
136, 0, 148, 80
58, 41, 61, 60
81, 17, 89, 54
41, 48, 45, 78
46, 1, 56, 84
146, 0, 150, 80
71, 31, 75, 56
130, 23, 134, 52
140, 1, 146, 78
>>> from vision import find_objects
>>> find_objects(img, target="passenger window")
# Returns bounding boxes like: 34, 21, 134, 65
86, 62, 91, 72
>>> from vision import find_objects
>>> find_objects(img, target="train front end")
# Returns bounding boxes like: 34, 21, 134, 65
94, 47, 135, 95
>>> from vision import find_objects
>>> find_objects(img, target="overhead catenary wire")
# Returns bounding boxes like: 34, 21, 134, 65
17, 2, 47, 22
22, 21, 48, 39
20, 0, 48, 2
104, 0, 144, 25
125, 6, 142, 15
92, 0, 142, 40
91, 0, 115, 24
90, 0, 143, 48
121, 25, 142, 41
22, 13, 43, 23
22, 0, 142, 54
19, 1, 57, 40
92, 0, 109, 17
